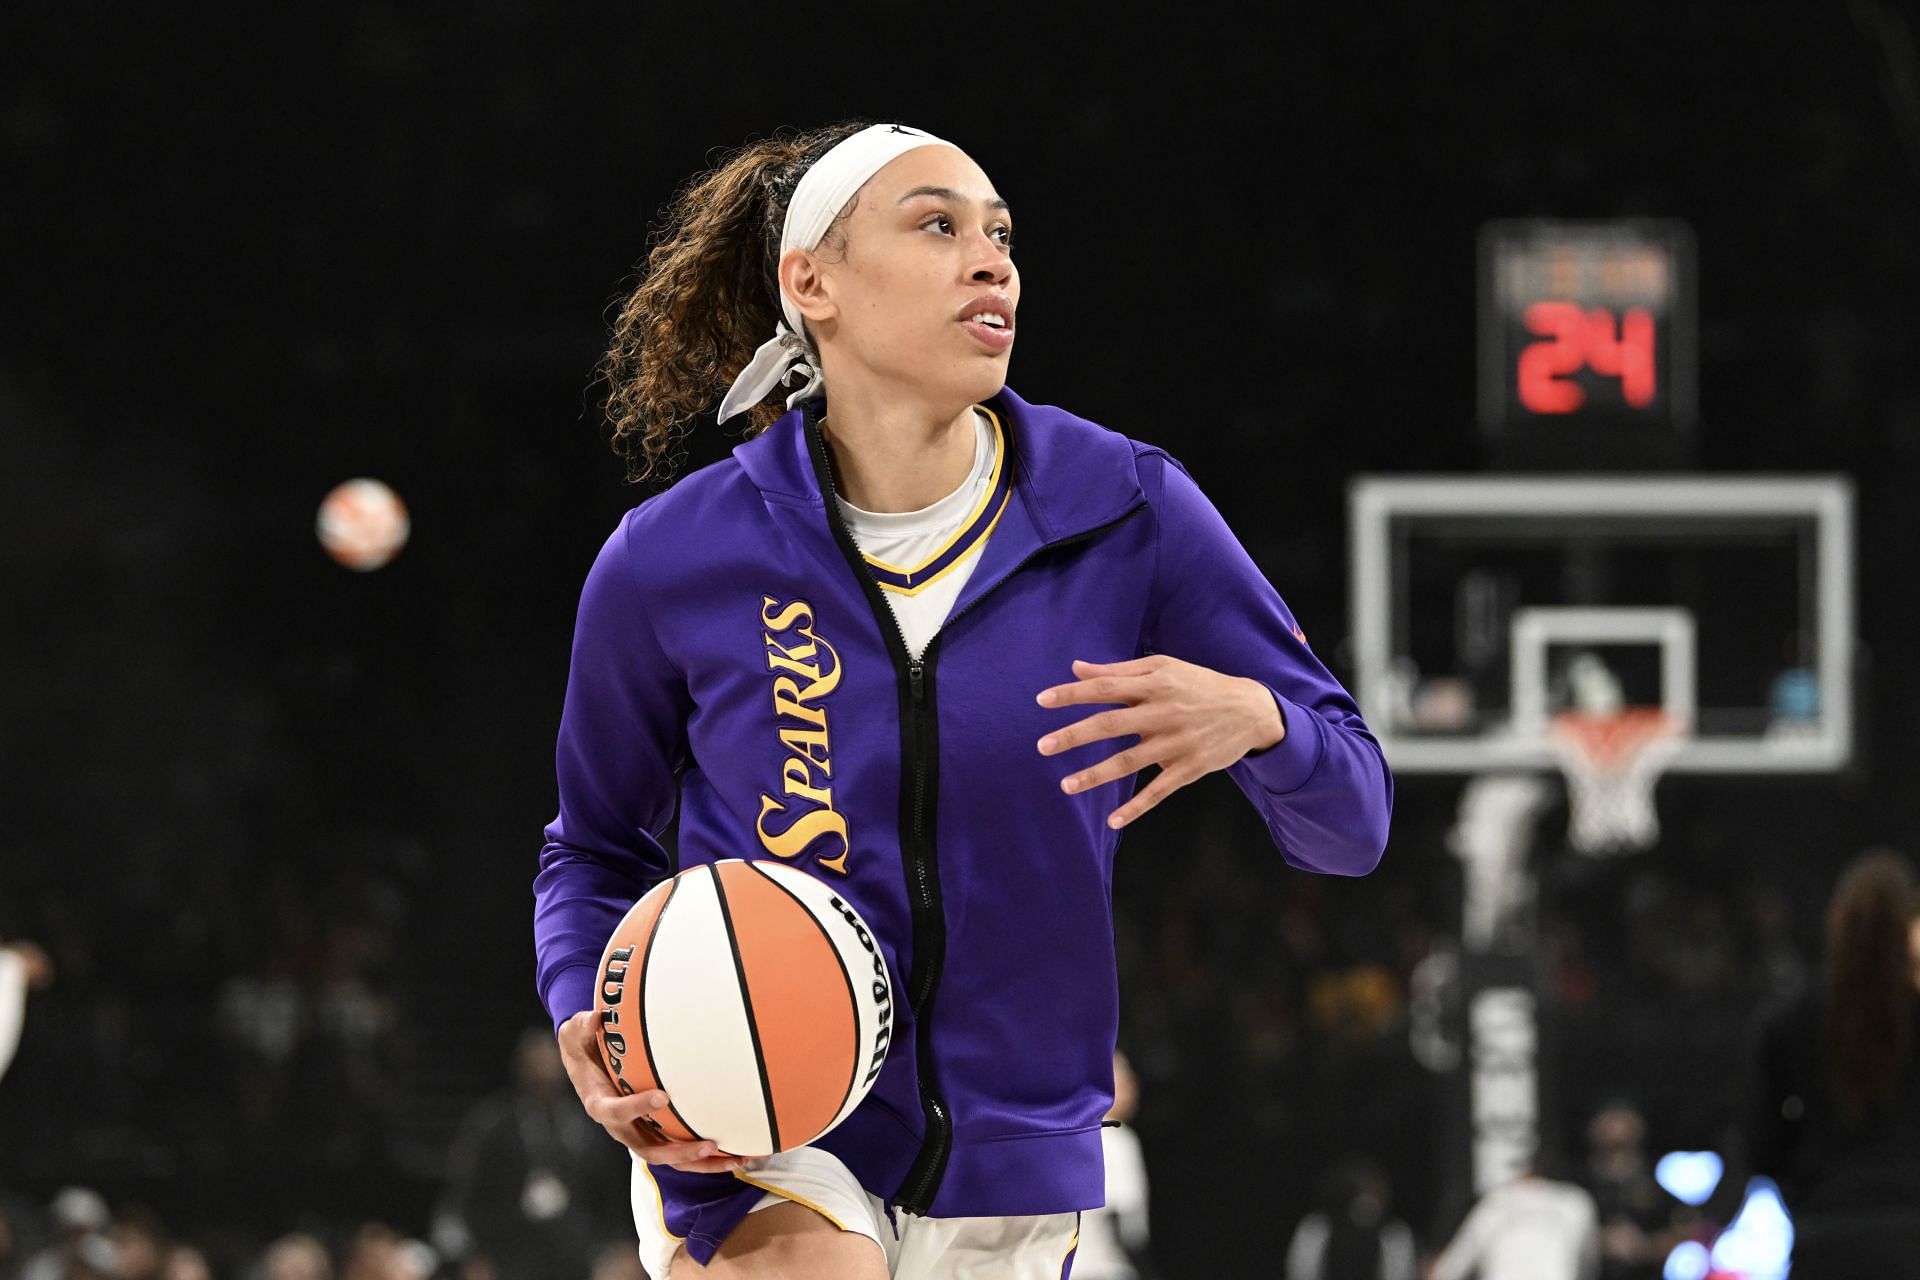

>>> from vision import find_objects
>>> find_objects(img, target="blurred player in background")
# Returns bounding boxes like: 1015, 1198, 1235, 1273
1580, 1098, 1685, 1280
1424, 1151, 1599, 1280
1285, 1155, 1417, 1280
1071, 1050, 1155, 1280
0, 932, 54, 1086
436, 1028, 631, 1278
1728, 848, 1920, 1276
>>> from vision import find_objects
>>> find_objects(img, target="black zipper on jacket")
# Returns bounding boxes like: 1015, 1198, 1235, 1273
800, 400, 1146, 1214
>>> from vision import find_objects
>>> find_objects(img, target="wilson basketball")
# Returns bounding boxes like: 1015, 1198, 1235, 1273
316, 477, 410, 571
593, 859, 894, 1158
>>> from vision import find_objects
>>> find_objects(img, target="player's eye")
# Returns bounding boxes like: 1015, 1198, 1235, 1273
922, 214, 1015, 250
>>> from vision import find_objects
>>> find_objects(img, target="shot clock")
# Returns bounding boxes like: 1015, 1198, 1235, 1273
1478, 220, 1696, 466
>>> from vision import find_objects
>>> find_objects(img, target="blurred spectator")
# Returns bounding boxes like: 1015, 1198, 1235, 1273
1073, 1049, 1156, 1280
159, 1245, 215, 1280
1307, 966, 1404, 1052
338, 1223, 434, 1280
111, 1204, 168, 1280
218, 954, 307, 1137
253, 1232, 332, 1280
432, 1027, 629, 1279
17, 1186, 115, 1280
589, 1240, 646, 1280
1580, 1099, 1683, 1280
1723, 849, 1920, 1275
1425, 1154, 1598, 1280
1739, 885, 1809, 1001
1285, 1156, 1416, 1280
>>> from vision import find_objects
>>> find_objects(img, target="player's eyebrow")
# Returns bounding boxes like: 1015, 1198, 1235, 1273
896, 185, 1011, 213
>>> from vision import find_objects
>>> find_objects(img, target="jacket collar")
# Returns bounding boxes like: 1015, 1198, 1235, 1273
732, 384, 1147, 632
732, 383, 1144, 547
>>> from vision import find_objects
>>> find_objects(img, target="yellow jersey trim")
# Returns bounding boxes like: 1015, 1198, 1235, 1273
729, 1169, 853, 1233
1057, 1211, 1081, 1276
637, 1160, 685, 1243
875, 485, 1012, 597
857, 404, 1007, 578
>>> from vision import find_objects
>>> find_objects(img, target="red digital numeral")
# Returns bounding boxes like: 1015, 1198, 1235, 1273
1518, 302, 1588, 413
1517, 303, 1657, 414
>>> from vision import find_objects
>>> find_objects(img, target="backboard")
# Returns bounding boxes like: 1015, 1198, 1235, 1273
1349, 475, 1854, 775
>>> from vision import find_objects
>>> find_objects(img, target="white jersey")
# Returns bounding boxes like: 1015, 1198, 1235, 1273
834, 406, 1008, 663
1430, 1177, 1600, 1280
1071, 1123, 1151, 1280
632, 1145, 1078, 1280
0, 948, 28, 1085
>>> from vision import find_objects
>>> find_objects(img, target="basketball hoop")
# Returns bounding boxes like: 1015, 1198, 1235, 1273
1547, 708, 1687, 855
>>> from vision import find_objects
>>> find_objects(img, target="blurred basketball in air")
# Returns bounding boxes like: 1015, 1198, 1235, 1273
317, 478, 410, 571
593, 859, 894, 1158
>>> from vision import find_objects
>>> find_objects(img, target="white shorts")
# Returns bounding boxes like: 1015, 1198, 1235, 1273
631, 1147, 1082, 1279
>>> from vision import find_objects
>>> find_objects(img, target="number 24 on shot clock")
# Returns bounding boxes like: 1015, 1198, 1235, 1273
1478, 219, 1696, 435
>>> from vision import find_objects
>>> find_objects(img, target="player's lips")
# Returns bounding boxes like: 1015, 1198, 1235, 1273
957, 292, 1015, 352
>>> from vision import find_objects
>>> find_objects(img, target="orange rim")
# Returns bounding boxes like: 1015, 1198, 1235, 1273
1549, 708, 1684, 771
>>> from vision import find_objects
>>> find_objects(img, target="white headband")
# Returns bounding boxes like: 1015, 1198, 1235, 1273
715, 122, 962, 425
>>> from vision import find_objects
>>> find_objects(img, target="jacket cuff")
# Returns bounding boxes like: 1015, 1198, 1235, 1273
544, 963, 599, 1035
1234, 683, 1326, 797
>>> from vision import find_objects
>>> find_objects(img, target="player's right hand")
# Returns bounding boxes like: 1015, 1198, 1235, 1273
557, 1009, 747, 1174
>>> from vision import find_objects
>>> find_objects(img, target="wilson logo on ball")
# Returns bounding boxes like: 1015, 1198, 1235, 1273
594, 859, 894, 1157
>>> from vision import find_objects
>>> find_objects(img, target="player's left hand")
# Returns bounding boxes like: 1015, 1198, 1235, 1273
1035, 655, 1285, 829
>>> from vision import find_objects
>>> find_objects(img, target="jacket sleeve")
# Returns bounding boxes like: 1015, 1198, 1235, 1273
533, 507, 694, 1033
1139, 447, 1392, 875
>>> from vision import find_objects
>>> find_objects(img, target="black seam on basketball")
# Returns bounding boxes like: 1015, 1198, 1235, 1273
746, 859, 863, 1129
637, 877, 685, 1138
711, 863, 781, 1153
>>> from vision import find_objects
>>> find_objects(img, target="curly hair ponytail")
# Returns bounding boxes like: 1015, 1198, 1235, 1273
596, 118, 874, 486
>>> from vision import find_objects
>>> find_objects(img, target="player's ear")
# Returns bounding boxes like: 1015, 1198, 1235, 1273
779, 247, 837, 329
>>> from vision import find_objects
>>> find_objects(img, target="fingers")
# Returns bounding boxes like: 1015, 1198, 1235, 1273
584, 1084, 665, 1129
1036, 675, 1130, 708
611, 1113, 749, 1174
609, 1122, 746, 1172
556, 1013, 615, 1093
1103, 764, 1189, 829
1055, 744, 1146, 796
1035, 656, 1169, 707
1036, 707, 1138, 758
1070, 656, 1164, 673
552, 1015, 747, 1172
666, 1152, 752, 1174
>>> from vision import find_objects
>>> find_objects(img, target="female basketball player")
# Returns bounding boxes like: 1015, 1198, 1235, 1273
533, 120, 1395, 1279
1728, 850, 1920, 1275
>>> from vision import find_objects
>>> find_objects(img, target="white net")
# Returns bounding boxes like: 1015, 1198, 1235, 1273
1547, 709, 1687, 855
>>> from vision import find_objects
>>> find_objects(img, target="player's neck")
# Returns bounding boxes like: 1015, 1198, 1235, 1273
820, 386, 975, 514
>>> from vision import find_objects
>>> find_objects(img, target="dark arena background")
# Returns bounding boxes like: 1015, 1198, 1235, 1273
5, 5, 1920, 1279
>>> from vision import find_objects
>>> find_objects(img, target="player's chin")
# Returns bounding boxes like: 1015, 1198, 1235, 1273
951, 354, 1011, 404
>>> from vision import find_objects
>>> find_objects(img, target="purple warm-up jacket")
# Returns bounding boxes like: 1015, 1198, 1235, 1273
532, 385, 1392, 1261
